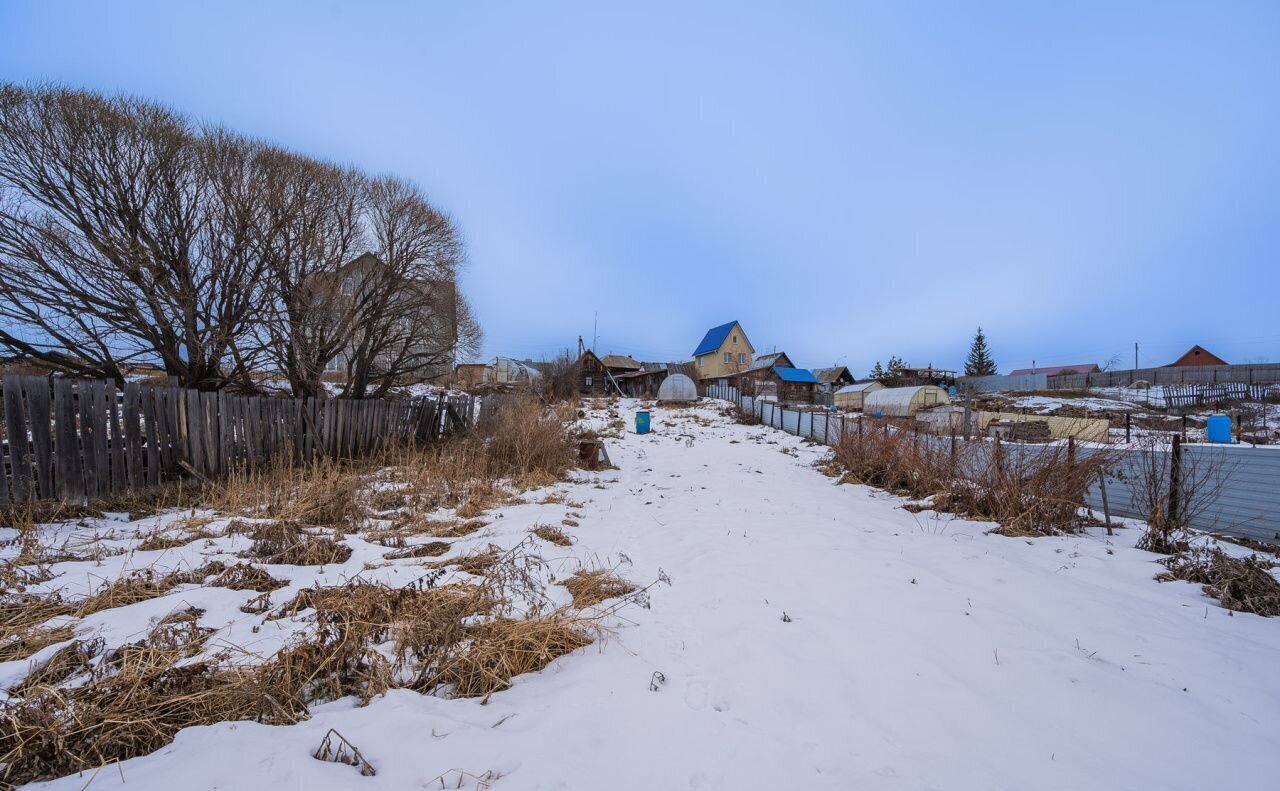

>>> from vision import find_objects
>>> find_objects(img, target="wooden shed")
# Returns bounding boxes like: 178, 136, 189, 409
576, 350, 610, 395
833, 381, 884, 411
863, 385, 950, 417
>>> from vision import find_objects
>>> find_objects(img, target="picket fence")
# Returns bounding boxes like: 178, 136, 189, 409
705, 383, 1280, 544
0, 375, 474, 506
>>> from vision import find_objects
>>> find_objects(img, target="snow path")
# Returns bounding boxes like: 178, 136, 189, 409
27, 401, 1280, 790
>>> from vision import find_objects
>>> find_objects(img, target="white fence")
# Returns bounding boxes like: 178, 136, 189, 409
704, 384, 1280, 544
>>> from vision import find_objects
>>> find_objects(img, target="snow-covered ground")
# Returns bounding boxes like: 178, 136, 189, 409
9, 399, 1280, 790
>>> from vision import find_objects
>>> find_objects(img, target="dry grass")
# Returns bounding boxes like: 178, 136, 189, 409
74, 570, 178, 618
241, 522, 352, 566
9, 638, 103, 696
0, 393, 611, 787
531, 524, 573, 547
832, 425, 1114, 536
210, 563, 287, 592
216, 456, 366, 529
430, 616, 593, 698
561, 569, 636, 608
384, 541, 452, 560
1159, 548, 1280, 616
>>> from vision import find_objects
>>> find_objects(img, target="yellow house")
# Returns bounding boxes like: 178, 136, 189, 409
691, 320, 755, 381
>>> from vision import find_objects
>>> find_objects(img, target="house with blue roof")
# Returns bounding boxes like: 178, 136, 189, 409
691, 320, 754, 382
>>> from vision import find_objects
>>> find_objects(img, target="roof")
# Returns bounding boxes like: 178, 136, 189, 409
773, 366, 818, 384
1166, 345, 1228, 367
811, 366, 852, 384
753, 351, 791, 368
693, 321, 740, 357
1008, 363, 1099, 376
601, 355, 641, 370
835, 381, 882, 394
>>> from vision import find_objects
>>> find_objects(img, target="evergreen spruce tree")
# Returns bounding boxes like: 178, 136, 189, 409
870, 361, 886, 382
887, 356, 906, 383
965, 327, 997, 376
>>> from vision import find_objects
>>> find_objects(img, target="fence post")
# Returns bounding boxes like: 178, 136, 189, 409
1097, 470, 1113, 536
1168, 434, 1182, 527
1125, 413, 1131, 443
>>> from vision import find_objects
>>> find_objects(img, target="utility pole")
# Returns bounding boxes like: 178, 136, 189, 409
1134, 342, 1139, 369
577, 335, 584, 356
592, 312, 598, 352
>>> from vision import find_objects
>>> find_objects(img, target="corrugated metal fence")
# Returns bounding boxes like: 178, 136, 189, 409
707, 383, 1280, 544
1046, 363, 1280, 390
0, 375, 475, 506
957, 373, 1048, 393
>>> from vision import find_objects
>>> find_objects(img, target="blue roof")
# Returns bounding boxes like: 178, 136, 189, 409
692, 320, 740, 357
774, 366, 818, 383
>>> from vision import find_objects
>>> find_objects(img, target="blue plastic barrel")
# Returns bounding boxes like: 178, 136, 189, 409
636, 411, 651, 434
1206, 414, 1231, 443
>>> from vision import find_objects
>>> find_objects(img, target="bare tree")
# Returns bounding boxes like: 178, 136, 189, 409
252, 147, 367, 398
0, 85, 482, 396
0, 85, 268, 388
337, 176, 480, 398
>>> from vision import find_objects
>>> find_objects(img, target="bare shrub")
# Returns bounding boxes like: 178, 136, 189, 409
1118, 438, 1229, 554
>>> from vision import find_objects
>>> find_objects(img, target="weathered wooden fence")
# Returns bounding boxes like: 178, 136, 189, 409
0, 375, 475, 506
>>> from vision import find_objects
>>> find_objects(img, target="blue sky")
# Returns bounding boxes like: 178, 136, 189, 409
3, 1, 1278, 376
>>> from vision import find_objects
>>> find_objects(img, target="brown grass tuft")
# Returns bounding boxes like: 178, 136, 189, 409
242, 522, 352, 566
384, 541, 451, 560
430, 616, 593, 698
531, 524, 573, 547
561, 569, 636, 608
1159, 548, 1280, 616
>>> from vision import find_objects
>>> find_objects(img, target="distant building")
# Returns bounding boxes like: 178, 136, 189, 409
811, 366, 855, 393
1167, 345, 1228, 367
897, 366, 958, 387
692, 320, 754, 382
601, 355, 642, 377
575, 349, 610, 395
752, 351, 794, 370
454, 362, 492, 386
614, 362, 698, 397
759, 366, 819, 404
1008, 363, 1100, 377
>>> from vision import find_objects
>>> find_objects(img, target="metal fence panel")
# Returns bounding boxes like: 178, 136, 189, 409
701, 390, 1280, 544
959, 373, 1047, 393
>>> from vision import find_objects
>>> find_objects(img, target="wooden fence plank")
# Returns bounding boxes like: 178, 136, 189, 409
91, 381, 110, 498
106, 381, 125, 495
142, 386, 160, 486
124, 383, 143, 489
24, 377, 53, 499
185, 390, 204, 476
78, 381, 101, 500
4, 375, 32, 503
151, 387, 170, 481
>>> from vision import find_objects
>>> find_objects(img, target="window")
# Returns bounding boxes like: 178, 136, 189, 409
733, 334, 738, 344
585, 376, 593, 387
738, 353, 745, 365
724, 352, 731, 364
341, 276, 355, 296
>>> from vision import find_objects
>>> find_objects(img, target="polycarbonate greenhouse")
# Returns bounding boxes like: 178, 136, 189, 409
657, 373, 698, 402
862, 385, 950, 417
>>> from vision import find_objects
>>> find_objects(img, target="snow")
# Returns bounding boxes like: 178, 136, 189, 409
9, 399, 1280, 790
